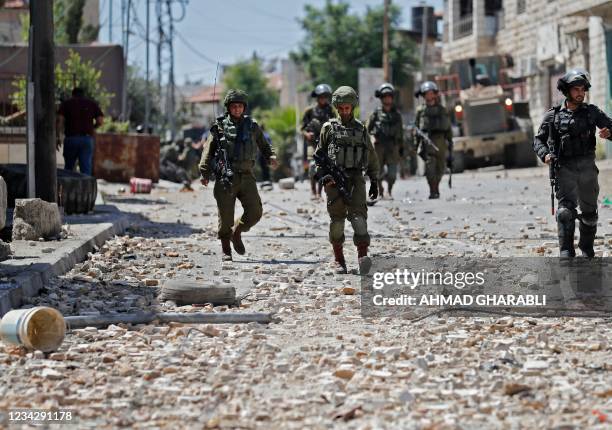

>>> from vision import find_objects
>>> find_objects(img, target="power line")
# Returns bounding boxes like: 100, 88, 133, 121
174, 30, 218, 65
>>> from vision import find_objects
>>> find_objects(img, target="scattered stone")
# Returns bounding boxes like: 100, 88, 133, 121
12, 198, 62, 240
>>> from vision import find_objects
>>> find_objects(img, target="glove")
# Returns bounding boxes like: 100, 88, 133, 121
369, 180, 379, 200
320, 174, 334, 186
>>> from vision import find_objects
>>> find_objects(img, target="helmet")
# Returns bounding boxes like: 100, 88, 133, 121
375, 83, 395, 98
332, 86, 358, 107
311, 83, 332, 98
415, 81, 439, 97
224, 89, 249, 108
557, 68, 591, 94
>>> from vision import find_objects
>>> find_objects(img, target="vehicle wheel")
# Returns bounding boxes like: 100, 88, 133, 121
452, 150, 465, 173
504, 142, 537, 169
0, 164, 97, 214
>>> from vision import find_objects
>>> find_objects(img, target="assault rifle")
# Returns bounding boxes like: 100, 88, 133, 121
210, 126, 234, 188
412, 125, 439, 161
447, 139, 454, 189
547, 121, 559, 216
313, 151, 352, 203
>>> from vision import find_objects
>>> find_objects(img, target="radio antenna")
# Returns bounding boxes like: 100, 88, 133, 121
213, 62, 220, 118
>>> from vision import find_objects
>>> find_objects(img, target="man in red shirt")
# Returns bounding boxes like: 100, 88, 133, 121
57, 87, 104, 175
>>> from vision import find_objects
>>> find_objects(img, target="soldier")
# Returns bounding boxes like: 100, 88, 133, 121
199, 89, 278, 261
533, 69, 612, 258
302, 84, 335, 199
160, 139, 192, 188
314, 86, 379, 274
414, 81, 453, 199
367, 83, 403, 199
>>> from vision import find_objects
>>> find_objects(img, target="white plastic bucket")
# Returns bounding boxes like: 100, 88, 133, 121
0, 306, 65, 352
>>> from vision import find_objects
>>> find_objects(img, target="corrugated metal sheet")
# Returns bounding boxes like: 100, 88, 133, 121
93, 133, 159, 183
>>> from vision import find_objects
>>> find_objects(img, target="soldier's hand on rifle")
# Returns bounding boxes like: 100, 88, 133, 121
599, 127, 611, 139
269, 156, 279, 170
544, 154, 555, 165
321, 174, 335, 186
201, 178, 209, 187
369, 180, 379, 200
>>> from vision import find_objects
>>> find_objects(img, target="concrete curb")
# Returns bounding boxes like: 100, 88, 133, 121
0, 205, 129, 317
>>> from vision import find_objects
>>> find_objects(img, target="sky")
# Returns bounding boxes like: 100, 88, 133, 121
98, 0, 444, 86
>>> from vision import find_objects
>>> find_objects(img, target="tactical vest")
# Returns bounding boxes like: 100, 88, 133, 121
419, 104, 451, 133
216, 114, 258, 162
552, 105, 596, 158
371, 107, 402, 141
327, 118, 368, 169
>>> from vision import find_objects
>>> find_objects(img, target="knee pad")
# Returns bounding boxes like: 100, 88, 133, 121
580, 211, 598, 227
330, 220, 345, 241
350, 216, 368, 237
556, 206, 576, 224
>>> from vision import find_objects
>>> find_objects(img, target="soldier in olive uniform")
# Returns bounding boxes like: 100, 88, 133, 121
302, 84, 335, 199
533, 69, 612, 258
414, 81, 453, 199
199, 90, 278, 261
314, 86, 379, 275
367, 83, 403, 198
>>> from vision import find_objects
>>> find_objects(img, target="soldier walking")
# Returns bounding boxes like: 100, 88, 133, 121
302, 84, 335, 199
199, 90, 277, 261
533, 69, 612, 258
414, 81, 453, 199
367, 83, 403, 199
314, 86, 379, 274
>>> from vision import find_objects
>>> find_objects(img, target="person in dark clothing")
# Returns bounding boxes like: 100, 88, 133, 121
57, 87, 104, 175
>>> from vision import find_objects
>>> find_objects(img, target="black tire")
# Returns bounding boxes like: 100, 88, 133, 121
504, 142, 537, 169
0, 164, 97, 214
159, 280, 236, 306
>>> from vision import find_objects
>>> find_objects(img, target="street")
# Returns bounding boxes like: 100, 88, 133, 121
1, 163, 611, 429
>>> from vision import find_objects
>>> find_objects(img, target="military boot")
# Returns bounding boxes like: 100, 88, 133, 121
221, 239, 232, 261
578, 221, 596, 258
231, 224, 246, 255
356, 242, 372, 275
332, 243, 347, 274
557, 220, 576, 258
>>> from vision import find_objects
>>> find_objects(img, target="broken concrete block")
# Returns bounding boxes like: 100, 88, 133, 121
12, 198, 62, 241
0, 239, 11, 261
0, 176, 6, 230
278, 177, 295, 190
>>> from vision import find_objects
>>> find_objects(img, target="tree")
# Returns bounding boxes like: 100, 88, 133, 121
126, 66, 162, 129
222, 57, 278, 112
291, 0, 419, 89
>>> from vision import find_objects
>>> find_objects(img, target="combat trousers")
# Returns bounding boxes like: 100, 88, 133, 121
425, 137, 448, 184
375, 142, 399, 187
556, 155, 599, 215
213, 171, 263, 240
325, 171, 370, 246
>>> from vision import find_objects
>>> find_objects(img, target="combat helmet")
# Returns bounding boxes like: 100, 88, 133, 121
311, 83, 333, 98
557, 68, 591, 95
375, 83, 395, 98
332, 86, 358, 107
415, 81, 439, 97
224, 89, 249, 108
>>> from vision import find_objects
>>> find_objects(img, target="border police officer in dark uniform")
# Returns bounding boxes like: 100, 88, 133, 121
533, 69, 612, 257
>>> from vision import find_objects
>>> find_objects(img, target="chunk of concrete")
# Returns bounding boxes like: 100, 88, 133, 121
278, 177, 295, 190
0, 239, 11, 261
12, 198, 62, 241
0, 176, 6, 230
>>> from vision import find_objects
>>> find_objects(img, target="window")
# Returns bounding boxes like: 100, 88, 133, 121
517, 0, 526, 14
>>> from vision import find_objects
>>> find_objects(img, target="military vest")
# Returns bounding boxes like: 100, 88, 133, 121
306, 105, 334, 138
327, 118, 368, 169
419, 104, 451, 133
370, 107, 402, 142
216, 114, 258, 162
552, 104, 596, 158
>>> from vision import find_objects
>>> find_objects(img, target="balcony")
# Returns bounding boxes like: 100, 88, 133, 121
453, 14, 473, 39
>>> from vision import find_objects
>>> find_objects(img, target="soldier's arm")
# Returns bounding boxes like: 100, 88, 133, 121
313, 123, 331, 165
198, 131, 217, 179
366, 112, 375, 135
532, 111, 554, 162
254, 124, 275, 160
591, 105, 612, 140
365, 130, 379, 180
301, 109, 312, 135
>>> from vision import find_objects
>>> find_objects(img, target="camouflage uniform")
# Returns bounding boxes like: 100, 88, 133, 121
314, 86, 379, 274
199, 90, 275, 260
367, 106, 403, 196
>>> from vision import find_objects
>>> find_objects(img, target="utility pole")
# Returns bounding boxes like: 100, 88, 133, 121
420, 4, 429, 81
382, 0, 390, 82
166, 0, 175, 140
144, 0, 151, 133
157, 0, 163, 134
29, 0, 56, 203
121, 0, 131, 121
109, 0, 113, 43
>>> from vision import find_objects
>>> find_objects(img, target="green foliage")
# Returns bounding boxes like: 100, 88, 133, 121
66, 0, 86, 44
256, 107, 297, 180
222, 58, 278, 112
98, 120, 130, 134
11, 50, 113, 113
292, 0, 419, 89
20, 0, 96, 44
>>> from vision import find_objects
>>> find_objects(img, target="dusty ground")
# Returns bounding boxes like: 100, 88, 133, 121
1, 162, 612, 429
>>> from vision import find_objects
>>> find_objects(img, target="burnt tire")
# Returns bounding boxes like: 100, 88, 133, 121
159, 280, 236, 306
0, 164, 97, 214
